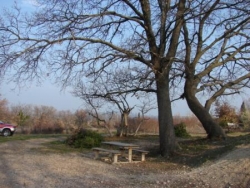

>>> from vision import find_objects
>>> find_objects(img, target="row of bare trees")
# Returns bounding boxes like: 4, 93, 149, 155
0, 0, 250, 156
1, 103, 79, 134
0, 96, 159, 134
0, 96, 212, 135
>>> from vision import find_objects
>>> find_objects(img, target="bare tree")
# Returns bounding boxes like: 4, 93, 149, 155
74, 109, 88, 128
176, 0, 250, 138
32, 106, 55, 133
84, 96, 116, 137
73, 78, 136, 137
16, 110, 30, 133
57, 110, 76, 133
0, 98, 10, 122
133, 97, 156, 136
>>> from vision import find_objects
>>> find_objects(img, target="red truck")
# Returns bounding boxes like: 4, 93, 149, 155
0, 121, 17, 136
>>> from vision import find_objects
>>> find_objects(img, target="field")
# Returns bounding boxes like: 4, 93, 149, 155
0, 133, 249, 188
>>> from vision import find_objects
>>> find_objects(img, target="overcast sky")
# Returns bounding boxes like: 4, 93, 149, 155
0, 0, 246, 116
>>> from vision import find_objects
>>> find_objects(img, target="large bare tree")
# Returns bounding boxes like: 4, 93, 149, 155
0, 0, 186, 156
179, 0, 250, 138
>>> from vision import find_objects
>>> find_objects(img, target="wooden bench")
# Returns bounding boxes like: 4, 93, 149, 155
133, 149, 149, 162
92, 147, 121, 163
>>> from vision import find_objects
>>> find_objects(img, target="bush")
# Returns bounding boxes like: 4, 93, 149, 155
218, 118, 228, 128
174, 122, 191, 138
65, 128, 104, 149
241, 111, 250, 130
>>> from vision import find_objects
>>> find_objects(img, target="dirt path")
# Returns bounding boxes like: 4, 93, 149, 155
0, 138, 249, 188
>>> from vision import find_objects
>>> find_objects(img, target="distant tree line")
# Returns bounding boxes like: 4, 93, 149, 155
2, 95, 249, 135
0, 96, 159, 134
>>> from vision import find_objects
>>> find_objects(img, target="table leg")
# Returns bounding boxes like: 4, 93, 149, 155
128, 148, 132, 162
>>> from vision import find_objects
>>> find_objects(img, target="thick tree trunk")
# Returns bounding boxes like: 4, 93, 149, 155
184, 80, 226, 139
156, 73, 176, 156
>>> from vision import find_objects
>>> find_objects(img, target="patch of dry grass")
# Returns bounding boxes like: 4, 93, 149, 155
101, 132, 250, 169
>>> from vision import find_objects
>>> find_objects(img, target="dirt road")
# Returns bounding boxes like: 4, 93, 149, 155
0, 138, 249, 188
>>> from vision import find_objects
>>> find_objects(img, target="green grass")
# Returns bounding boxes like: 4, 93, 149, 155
42, 140, 88, 153
36, 140, 84, 153
0, 133, 84, 153
0, 134, 66, 143
0, 134, 89, 153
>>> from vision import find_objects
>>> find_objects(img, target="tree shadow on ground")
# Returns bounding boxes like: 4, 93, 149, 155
108, 133, 250, 168
149, 133, 250, 168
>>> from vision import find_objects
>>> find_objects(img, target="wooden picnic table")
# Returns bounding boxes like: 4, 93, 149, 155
102, 141, 139, 162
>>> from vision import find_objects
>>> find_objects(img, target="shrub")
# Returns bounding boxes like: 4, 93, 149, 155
174, 122, 191, 138
218, 118, 228, 128
65, 128, 104, 149
241, 111, 250, 130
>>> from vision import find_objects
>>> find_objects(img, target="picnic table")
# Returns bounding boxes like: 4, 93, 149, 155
102, 141, 139, 162
92, 141, 149, 163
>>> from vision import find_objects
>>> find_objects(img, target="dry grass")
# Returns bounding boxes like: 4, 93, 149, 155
99, 132, 250, 169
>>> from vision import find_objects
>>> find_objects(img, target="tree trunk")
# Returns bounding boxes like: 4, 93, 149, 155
103, 124, 113, 137
124, 112, 129, 136
156, 72, 176, 156
184, 80, 226, 139
134, 121, 143, 136
117, 112, 129, 137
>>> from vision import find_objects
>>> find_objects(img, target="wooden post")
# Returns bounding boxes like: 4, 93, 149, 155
128, 148, 132, 162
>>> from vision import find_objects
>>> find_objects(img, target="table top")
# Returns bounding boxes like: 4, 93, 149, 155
102, 141, 139, 149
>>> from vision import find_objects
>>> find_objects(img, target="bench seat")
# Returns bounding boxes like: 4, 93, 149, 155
132, 149, 149, 161
92, 147, 121, 163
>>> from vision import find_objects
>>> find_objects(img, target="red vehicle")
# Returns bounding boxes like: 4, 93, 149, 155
0, 121, 16, 136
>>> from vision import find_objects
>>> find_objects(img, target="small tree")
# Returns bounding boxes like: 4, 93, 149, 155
65, 128, 104, 149
74, 109, 88, 128
11, 104, 34, 133
174, 122, 190, 138
0, 98, 10, 121
214, 101, 238, 128
57, 110, 76, 134
240, 101, 250, 130
240, 111, 250, 130
133, 97, 156, 136
16, 110, 30, 133
73, 79, 136, 137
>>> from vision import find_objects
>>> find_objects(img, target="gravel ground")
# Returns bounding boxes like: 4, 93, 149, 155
0, 138, 250, 188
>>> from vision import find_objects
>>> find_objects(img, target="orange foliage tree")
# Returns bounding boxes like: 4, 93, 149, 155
214, 101, 239, 128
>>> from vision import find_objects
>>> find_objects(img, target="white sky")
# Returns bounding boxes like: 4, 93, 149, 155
1, 76, 195, 116
1, 0, 85, 112
1, 80, 85, 112
0, 0, 245, 116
